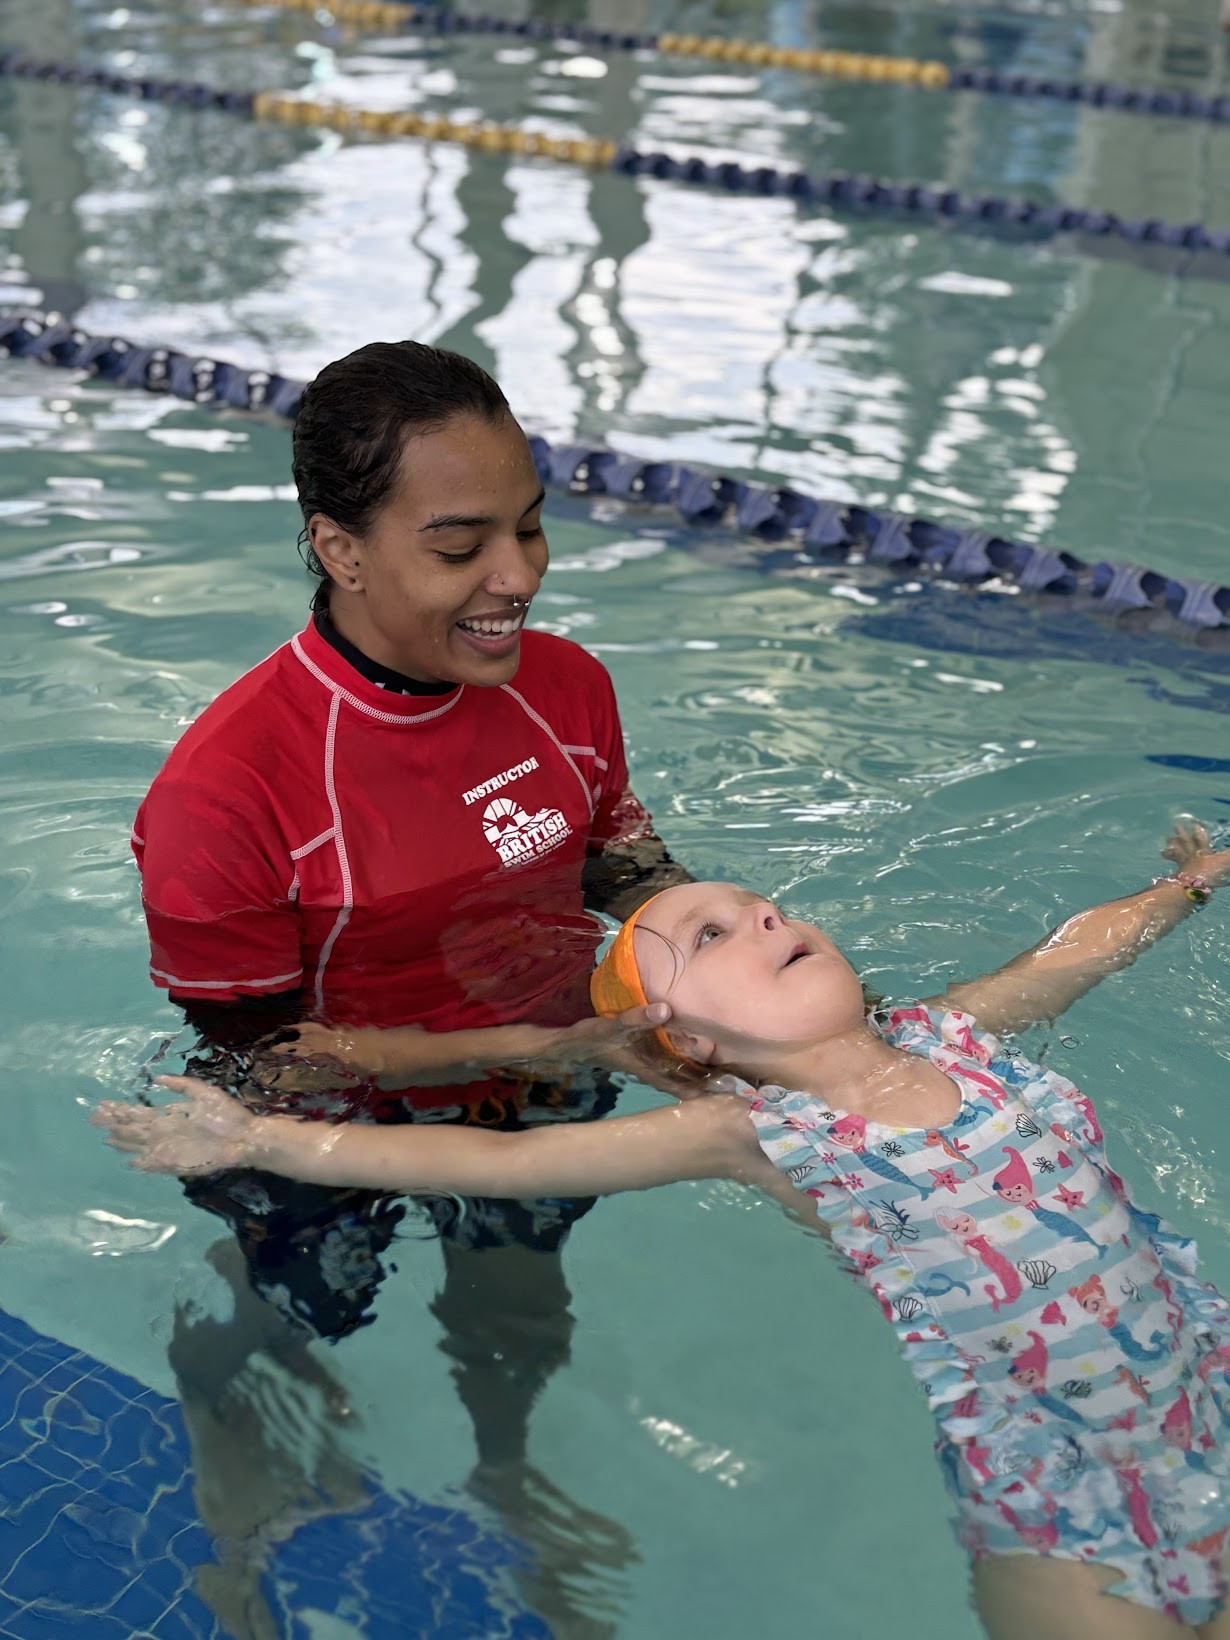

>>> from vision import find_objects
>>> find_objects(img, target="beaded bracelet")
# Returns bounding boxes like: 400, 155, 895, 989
1175, 871, 1214, 906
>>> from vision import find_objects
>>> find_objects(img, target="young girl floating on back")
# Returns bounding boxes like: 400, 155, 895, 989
97, 822, 1230, 1640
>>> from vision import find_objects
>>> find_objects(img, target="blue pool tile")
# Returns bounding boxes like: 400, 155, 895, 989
0, 1307, 553, 1637
0, 1597, 145, 1640
264, 1486, 552, 1640
145, 1600, 227, 1640
0, 1453, 72, 1513
6, 1433, 86, 1487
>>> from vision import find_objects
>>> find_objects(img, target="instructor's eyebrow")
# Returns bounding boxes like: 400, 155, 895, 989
418, 488, 546, 533
419, 510, 491, 533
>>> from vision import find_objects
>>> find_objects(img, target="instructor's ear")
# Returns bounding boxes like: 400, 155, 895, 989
309, 513, 365, 593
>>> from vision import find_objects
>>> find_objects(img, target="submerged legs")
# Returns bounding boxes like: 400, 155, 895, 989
168, 1238, 367, 1640
171, 1220, 636, 1638
433, 1239, 639, 1638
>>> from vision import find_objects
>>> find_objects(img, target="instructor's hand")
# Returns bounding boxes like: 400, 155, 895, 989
515, 1005, 729, 1099
264, 1020, 394, 1075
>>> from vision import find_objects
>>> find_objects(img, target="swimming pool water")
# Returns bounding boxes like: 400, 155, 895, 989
3, 363, 1230, 1638
7, 0, 1230, 579
2, 1, 1230, 1636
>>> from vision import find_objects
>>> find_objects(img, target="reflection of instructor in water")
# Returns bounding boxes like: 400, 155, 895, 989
133, 340, 691, 1634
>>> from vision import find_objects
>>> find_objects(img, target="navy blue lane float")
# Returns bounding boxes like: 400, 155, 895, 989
603, 150, 1230, 257
0, 52, 256, 110
2, 306, 1228, 633
943, 65, 1230, 123
0, 311, 305, 417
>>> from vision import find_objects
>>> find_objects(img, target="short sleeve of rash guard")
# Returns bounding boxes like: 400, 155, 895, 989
584, 660, 654, 853
134, 777, 303, 1004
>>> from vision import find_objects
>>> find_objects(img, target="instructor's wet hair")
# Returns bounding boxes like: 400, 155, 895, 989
292, 340, 511, 612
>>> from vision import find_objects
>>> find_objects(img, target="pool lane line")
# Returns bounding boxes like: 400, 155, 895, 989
234, 0, 952, 88
3, 306, 1228, 635
1, 52, 1229, 262
233, 0, 1230, 125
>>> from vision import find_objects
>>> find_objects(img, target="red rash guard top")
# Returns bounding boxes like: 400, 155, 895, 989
133, 620, 650, 1057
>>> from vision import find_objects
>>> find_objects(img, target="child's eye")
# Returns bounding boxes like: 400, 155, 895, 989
696, 923, 721, 947
517, 526, 543, 542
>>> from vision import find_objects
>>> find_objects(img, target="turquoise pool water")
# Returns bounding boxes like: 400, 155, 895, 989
3, 1, 1230, 1636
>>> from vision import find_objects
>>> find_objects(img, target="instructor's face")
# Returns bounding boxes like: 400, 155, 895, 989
318, 412, 549, 687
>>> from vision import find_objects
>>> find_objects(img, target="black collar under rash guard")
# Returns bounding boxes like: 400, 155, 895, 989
314, 612, 455, 696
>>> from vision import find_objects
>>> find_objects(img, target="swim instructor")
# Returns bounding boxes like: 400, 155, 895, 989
133, 341, 691, 1624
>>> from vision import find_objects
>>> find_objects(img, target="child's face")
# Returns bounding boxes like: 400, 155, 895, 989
633, 882, 865, 1068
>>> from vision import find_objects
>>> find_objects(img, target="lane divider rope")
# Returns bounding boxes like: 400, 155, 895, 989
238, 0, 952, 87
3, 306, 1226, 632
2, 54, 1228, 260
237, 0, 1230, 124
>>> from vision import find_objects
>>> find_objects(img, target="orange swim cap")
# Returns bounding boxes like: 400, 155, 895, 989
589, 891, 677, 1056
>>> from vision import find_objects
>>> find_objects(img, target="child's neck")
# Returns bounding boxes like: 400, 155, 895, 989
747, 1023, 956, 1125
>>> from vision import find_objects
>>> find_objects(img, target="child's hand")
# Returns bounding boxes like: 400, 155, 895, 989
1162, 818, 1230, 889
93, 1076, 261, 1176
263, 1021, 394, 1075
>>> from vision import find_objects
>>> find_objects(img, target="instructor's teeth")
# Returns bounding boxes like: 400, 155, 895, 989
459, 617, 519, 635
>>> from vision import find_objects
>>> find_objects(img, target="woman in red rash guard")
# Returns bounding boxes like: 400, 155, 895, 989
134, 340, 691, 1630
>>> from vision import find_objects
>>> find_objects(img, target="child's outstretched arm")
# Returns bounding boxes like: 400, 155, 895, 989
925, 820, 1230, 1036
94, 1076, 771, 1201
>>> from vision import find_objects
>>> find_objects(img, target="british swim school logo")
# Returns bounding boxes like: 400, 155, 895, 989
481, 796, 571, 868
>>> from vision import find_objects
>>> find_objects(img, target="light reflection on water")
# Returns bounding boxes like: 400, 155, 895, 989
4, 0, 1230, 574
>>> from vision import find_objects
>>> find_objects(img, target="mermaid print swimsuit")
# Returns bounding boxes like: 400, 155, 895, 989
748, 1006, 1230, 1625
